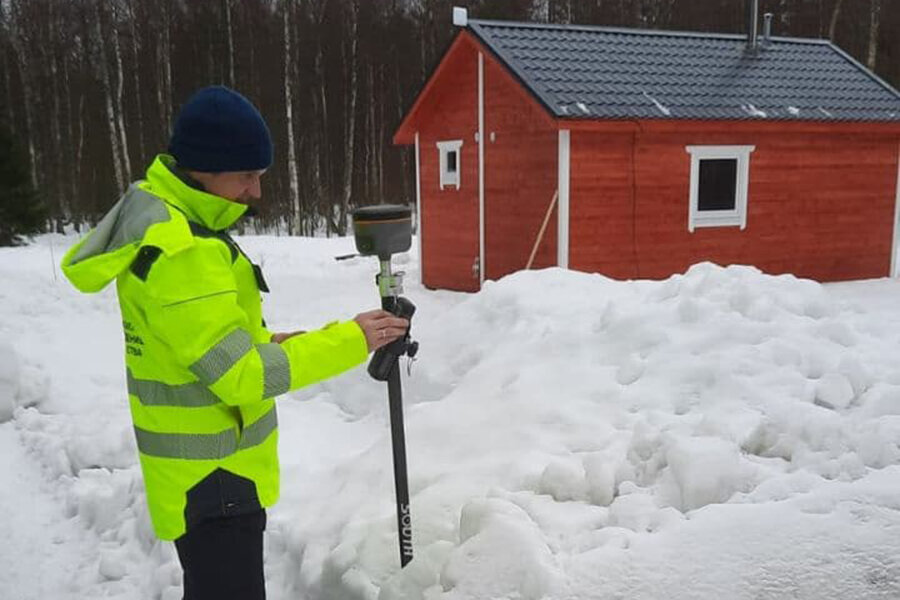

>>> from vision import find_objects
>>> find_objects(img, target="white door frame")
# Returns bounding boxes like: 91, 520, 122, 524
478, 51, 485, 287
557, 129, 571, 269
414, 131, 422, 284
892, 141, 900, 278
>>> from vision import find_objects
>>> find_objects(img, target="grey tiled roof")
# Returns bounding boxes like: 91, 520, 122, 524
467, 20, 900, 121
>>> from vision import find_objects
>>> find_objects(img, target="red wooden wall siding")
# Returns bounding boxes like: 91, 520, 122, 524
416, 37, 481, 292
569, 132, 638, 278
570, 129, 899, 282
482, 50, 558, 281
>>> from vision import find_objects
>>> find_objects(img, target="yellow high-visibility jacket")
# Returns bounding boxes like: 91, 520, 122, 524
62, 154, 368, 540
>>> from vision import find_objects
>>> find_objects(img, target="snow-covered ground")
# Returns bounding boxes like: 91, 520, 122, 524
2, 234, 900, 600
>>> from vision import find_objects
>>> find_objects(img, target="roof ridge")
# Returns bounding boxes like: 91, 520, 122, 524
468, 18, 831, 45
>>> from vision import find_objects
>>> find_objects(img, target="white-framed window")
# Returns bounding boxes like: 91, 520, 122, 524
685, 145, 755, 232
437, 140, 463, 190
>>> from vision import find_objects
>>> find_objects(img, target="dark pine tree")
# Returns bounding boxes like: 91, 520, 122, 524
0, 128, 45, 246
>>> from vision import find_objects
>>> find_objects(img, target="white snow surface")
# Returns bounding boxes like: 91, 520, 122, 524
2, 234, 900, 600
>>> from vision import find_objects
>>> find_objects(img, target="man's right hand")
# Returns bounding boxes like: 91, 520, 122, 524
354, 309, 409, 352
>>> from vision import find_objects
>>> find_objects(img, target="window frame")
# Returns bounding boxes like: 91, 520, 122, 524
437, 140, 463, 190
685, 145, 755, 232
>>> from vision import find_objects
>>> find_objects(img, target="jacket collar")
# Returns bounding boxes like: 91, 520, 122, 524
145, 154, 248, 231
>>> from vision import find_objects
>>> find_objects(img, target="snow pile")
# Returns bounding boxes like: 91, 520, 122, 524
277, 263, 900, 600
0, 342, 21, 421
2, 236, 900, 600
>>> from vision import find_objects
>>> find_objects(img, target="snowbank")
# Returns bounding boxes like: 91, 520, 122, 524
2, 236, 900, 600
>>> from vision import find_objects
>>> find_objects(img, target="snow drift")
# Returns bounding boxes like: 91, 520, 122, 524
2, 235, 900, 600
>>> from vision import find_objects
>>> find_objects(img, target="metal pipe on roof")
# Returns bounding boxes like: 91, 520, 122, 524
747, 0, 759, 49
763, 13, 773, 42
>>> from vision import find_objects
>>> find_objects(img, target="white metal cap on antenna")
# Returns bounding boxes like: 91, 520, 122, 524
452, 6, 468, 27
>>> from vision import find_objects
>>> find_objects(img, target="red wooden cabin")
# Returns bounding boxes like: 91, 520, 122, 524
393, 11, 900, 292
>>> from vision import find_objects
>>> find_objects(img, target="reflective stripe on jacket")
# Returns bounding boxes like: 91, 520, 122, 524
61, 154, 368, 540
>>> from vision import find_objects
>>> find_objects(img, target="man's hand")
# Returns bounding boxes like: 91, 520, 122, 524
271, 330, 306, 344
354, 309, 409, 352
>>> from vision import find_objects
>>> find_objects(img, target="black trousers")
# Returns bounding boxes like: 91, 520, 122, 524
174, 509, 267, 600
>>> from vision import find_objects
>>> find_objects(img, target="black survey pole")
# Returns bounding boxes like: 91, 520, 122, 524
384, 297, 413, 567
369, 266, 417, 567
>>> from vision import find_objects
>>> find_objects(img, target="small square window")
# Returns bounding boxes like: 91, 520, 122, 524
437, 140, 463, 190
686, 145, 755, 232
447, 151, 458, 175
698, 159, 738, 212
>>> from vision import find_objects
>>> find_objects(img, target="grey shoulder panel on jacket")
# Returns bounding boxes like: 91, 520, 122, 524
69, 185, 172, 266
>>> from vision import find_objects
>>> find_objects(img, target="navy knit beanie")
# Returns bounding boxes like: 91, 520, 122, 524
168, 86, 273, 173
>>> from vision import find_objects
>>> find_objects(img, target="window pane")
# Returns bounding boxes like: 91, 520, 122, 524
698, 159, 737, 211
447, 151, 458, 174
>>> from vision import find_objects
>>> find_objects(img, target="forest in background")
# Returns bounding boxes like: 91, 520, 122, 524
1, 0, 897, 236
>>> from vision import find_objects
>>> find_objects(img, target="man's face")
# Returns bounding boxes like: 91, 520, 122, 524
190, 170, 266, 205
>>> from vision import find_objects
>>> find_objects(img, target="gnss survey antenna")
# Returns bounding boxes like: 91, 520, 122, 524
351, 205, 419, 567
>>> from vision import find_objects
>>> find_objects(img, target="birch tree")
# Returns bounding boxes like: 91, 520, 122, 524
828, 0, 844, 40
127, 0, 145, 163
224, 0, 235, 88
339, 0, 359, 235
283, 0, 302, 235
93, 1, 125, 192
156, 0, 173, 138
867, 0, 881, 70
111, 1, 132, 182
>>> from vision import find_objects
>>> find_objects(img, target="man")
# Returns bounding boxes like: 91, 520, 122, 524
61, 86, 408, 599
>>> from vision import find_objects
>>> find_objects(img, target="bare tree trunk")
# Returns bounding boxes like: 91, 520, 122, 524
314, 45, 331, 232
8, 21, 38, 190
224, 0, 235, 88
111, 2, 132, 182
339, 1, 359, 235
308, 55, 323, 236
156, 25, 166, 139
867, 0, 881, 70
94, 2, 125, 192
283, 0, 301, 235
1, 52, 14, 136
128, 0, 145, 163
632, 0, 644, 26
0, 2, 14, 136
62, 40, 79, 228
366, 61, 374, 202
75, 95, 85, 186
828, 0, 844, 40
48, 2, 65, 230
395, 57, 410, 204
157, 1, 172, 136
309, 80, 323, 237
71, 20, 87, 231
378, 62, 385, 203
